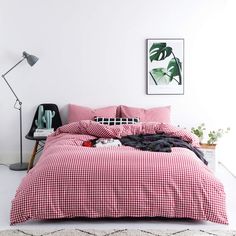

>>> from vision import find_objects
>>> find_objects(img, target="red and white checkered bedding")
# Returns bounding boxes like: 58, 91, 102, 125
10, 121, 228, 225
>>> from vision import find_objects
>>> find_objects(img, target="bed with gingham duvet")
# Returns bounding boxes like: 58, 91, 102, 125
10, 121, 228, 225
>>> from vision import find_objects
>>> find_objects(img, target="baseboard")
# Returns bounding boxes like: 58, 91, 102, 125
0, 152, 32, 165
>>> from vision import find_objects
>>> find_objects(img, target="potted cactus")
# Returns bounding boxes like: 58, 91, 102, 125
43, 110, 55, 129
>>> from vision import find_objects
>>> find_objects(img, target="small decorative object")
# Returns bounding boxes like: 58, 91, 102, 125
191, 123, 206, 143
146, 38, 184, 95
35, 105, 44, 129
42, 110, 55, 129
207, 127, 230, 145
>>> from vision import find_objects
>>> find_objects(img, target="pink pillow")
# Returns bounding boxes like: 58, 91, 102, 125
68, 104, 118, 123
120, 105, 171, 123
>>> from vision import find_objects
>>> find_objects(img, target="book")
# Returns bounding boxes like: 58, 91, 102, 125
94, 138, 122, 147
35, 128, 54, 132
34, 128, 54, 137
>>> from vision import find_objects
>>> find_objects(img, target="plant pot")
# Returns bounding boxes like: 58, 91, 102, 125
200, 143, 216, 149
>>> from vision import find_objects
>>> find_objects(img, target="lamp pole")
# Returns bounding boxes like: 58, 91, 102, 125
1, 52, 38, 171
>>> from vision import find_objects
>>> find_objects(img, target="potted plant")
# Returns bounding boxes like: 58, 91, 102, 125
207, 128, 230, 145
191, 123, 230, 146
191, 123, 206, 143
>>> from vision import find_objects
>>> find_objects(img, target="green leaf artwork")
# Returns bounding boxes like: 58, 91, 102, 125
149, 41, 182, 86
167, 58, 181, 77
149, 43, 172, 62
150, 68, 172, 85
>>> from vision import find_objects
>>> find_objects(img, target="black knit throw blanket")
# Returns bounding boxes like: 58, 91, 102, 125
120, 133, 207, 165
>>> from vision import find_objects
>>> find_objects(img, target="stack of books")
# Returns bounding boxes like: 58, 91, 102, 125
34, 128, 54, 137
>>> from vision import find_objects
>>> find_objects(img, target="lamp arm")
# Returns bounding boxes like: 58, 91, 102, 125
2, 57, 26, 77
1, 74, 21, 104
1, 57, 26, 104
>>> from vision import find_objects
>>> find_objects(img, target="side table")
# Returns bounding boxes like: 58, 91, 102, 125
199, 143, 216, 172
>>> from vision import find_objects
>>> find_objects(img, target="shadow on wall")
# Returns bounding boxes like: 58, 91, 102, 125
59, 104, 69, 125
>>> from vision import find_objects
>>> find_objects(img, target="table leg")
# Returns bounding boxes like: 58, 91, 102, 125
27, 140, 39, 172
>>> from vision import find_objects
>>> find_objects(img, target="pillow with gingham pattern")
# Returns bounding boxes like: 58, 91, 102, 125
94, 117, 140, 125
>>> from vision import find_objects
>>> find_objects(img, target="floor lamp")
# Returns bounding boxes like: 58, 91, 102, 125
1, 51, 39, 171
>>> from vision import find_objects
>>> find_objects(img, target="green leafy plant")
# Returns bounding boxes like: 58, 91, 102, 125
191, 123, 230, 145
207, 127, 230, 145
191, 123, 206, 143
149, 42, 182, 85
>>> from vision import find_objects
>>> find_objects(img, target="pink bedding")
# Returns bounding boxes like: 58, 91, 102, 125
10, 121, 228, 225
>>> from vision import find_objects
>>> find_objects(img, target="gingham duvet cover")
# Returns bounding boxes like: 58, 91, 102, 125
10, 121, 228, 225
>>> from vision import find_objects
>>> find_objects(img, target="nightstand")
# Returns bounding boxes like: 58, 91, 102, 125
199, 144, 216, 172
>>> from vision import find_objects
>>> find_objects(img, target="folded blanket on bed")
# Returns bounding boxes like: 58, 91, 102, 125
53, 120, 201, 147
120, 133, 207, 165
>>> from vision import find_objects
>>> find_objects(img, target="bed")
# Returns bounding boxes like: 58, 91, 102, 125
10, 120, 228, 225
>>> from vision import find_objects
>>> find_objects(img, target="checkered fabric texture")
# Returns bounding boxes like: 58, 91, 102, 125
94, 117, 140, 125
10, 121, 228, 225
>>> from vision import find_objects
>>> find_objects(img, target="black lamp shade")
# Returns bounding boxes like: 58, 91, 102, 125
23, 51, 39, 66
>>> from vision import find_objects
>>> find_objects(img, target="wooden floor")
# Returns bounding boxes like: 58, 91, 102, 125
0, 163, 235, 230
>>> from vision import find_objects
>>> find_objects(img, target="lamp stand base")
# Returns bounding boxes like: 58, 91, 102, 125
9, 162, 28, 171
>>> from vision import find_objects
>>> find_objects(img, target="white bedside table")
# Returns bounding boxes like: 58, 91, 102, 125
199, 144, 216, 172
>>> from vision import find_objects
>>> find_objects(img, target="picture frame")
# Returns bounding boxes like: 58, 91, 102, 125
146, 38, 184, 95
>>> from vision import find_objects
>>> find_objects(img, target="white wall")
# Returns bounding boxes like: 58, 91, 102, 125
0, 0, 235, 166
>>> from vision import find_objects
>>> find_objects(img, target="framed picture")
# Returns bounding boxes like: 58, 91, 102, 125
146, 38, 184, 95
